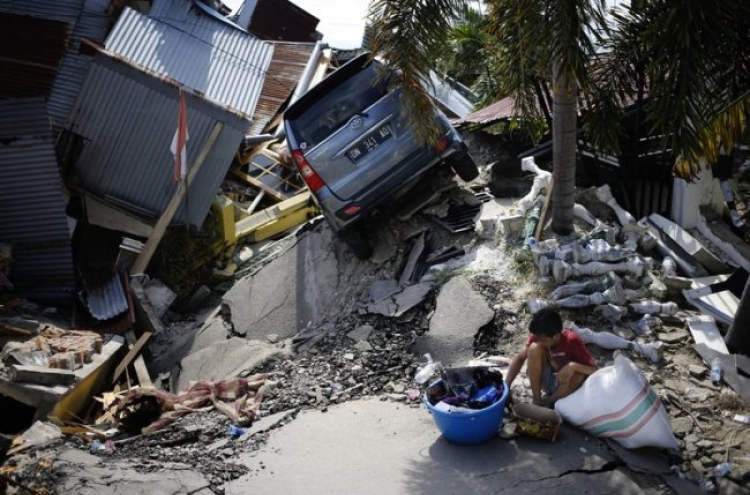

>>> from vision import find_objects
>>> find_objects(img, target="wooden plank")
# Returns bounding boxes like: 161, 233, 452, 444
132, 122, 223, 274
535, 182, 553, 241
230, 168, 288, 202
236, 192, 311, 238
84, 193, 154, 239
111, 331, 153, 385
121, 330, 153, 389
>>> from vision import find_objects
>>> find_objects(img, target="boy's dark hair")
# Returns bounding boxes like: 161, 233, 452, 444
529, 308, 563, 337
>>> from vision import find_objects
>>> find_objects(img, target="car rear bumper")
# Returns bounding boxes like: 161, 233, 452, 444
318, 132, 465, 232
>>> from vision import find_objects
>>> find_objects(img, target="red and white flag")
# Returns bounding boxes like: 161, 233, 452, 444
170, 89, 189, 182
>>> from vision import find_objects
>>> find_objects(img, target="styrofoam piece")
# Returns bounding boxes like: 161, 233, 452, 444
686, 314, 729, 355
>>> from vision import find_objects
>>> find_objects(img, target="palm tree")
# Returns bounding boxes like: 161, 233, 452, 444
583, 0, 750, 352
368, 0, 610, 235
368, 0, 750, 351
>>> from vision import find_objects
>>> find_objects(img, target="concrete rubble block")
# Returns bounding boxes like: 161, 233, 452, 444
347, 324, 374, 342
366, 282, 433, 317
223, 228, 340, 340
415, 276, 494, 366
473, 198, 509, 239
497, 213, 525, 236
9, 364, 76, 386
58, 458, 211, 495
176, 337, 286, 392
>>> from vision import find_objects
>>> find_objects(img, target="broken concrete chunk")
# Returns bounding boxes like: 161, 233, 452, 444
9, 364, 76, 386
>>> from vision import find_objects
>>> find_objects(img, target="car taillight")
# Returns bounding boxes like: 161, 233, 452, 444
292, 150, 324, 192
342, 205, 361, 217
435, 137, 449, 153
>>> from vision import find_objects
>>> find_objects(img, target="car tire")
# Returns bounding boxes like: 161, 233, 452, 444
338, 227, 373, 260
448, 152, 480, 182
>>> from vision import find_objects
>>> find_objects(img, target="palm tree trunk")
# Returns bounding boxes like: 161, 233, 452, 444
725, 278, 750, 354
551, 64, 577, 234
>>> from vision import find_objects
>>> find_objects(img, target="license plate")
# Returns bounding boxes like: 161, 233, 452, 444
347, 125, 392, 162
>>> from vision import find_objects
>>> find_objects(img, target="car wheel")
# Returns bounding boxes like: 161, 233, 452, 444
338, 227, 373, 260
448, 152, 480, 182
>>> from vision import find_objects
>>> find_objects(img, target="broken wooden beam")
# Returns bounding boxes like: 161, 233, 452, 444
9, 365, 76, 386
112, 331, 153, 386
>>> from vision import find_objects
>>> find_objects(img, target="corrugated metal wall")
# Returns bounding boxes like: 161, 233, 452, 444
0, 99, 75, 300
67, 54, 247, 227
106, 6, 273, 119
0, 0, 112, 128
49, 0, 112, 129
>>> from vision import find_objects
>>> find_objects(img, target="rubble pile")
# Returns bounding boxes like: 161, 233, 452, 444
2, 152, 750, 494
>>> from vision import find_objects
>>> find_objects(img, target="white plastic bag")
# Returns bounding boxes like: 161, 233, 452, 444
554, 354, 678, 449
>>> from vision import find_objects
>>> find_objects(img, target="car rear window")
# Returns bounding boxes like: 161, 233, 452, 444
288, 62, 391, 149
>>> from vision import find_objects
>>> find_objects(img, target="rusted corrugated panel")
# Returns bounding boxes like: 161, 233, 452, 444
249, 41, 316, 135
452, 97, 517, 127
67, 53, 247, 228
0, 13, 71, 98
106, 7, 273, 119
0, 99, 75, 301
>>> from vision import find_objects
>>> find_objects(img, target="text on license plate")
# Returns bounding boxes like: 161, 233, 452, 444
347, 125, 392, 162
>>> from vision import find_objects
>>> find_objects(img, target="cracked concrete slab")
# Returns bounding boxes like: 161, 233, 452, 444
176, 337, 286, 391
223, 228, 340, 340
366, 282, 433, 317
56, 449, 211, 495
225, 398, 659, 495
415, 275, 494, 366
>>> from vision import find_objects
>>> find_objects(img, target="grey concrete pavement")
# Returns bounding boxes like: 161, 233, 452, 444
225, 398, 666, 495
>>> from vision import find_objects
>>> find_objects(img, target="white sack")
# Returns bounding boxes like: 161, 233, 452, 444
554, 354, 678, 449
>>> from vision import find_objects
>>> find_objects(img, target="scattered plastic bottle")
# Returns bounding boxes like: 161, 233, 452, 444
636, 314, 652, 335
711, 462, 732, 478
414, 353, 442, 385
228, 425, 248, 439
710, 358, 723, 386
697, 477, 718, 493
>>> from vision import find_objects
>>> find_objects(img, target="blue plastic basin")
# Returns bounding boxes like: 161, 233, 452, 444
424, 380, 509, 445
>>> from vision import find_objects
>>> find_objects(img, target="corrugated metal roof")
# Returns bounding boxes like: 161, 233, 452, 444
0, 13, 71, 98
0, 99, 75, 300
0, 0, 112, 127
0, 0, 83, 22
85, 272, 129, 320
67, 53, 247, 227
250, 41, 316, 135
48, 0, 113, 128
452, 96, 517, 127
105, 7, 273, 118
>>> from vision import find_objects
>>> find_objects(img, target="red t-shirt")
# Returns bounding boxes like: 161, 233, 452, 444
525, 328, 596, 370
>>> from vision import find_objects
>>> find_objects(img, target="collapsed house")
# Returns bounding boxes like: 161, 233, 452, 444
0, 0, 334, 432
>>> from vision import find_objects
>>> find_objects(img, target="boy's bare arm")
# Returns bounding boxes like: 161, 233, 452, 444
505, 347, 528, 386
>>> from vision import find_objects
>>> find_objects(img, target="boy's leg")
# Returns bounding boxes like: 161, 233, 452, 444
547, 369, 587, 404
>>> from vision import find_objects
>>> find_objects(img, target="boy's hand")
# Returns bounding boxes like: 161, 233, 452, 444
555, 363, 576, 387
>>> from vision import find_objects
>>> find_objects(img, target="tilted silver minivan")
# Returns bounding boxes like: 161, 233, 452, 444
284, 53, 478, 258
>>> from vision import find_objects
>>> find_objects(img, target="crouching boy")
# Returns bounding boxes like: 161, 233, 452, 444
506, 308, 597, 407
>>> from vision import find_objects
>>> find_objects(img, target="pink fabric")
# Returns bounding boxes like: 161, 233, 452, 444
115, 375, 266, 433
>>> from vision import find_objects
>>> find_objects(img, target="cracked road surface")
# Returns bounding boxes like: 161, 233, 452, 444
225, 398, 667, 495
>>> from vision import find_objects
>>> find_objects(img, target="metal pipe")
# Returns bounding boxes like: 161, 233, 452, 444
274, 40, 329, 139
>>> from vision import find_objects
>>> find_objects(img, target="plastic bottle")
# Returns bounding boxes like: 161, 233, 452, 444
710, 358, 723, 386
711, 462, 731, 478
414, 354, 441, 384
697, 477, 718, 493
636, 314, 652, 335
